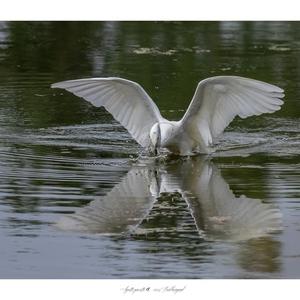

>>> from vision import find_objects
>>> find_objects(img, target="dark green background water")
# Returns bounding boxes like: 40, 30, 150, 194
0, 21, 299, 278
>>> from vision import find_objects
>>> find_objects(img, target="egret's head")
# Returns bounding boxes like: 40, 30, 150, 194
149, 122, 161, 154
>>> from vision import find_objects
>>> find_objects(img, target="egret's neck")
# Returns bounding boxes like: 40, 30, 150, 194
150, 122, 161, 152
159, 121, 178, 146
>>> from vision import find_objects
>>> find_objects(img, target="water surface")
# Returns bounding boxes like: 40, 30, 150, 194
0, 21, 299, 278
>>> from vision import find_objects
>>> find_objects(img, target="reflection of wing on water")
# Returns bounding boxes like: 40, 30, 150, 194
56, 156, 282, 241
173, 158, 282, 241
56, 167, 158, 234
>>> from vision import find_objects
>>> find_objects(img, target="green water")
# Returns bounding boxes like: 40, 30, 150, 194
0, 21, 299, 278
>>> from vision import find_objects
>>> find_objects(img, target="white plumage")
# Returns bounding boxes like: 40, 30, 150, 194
51, 76, 284, 155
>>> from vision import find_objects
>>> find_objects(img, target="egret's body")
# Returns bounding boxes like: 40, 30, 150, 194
51, 76, 284, 155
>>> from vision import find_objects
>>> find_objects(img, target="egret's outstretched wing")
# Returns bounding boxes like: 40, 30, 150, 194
51, 78, 164, 147
180, 76, 284, 146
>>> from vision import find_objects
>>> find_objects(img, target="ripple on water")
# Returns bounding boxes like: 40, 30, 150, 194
0, 108, 299, 279
0, 123, 136, 235
215, 117, 300, 158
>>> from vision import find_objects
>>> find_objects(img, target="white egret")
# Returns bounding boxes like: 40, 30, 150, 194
51, 76, 284, 155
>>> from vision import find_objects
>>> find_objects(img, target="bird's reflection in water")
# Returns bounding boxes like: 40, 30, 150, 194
56, 156, 282, 242
56, 166, 158, 234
